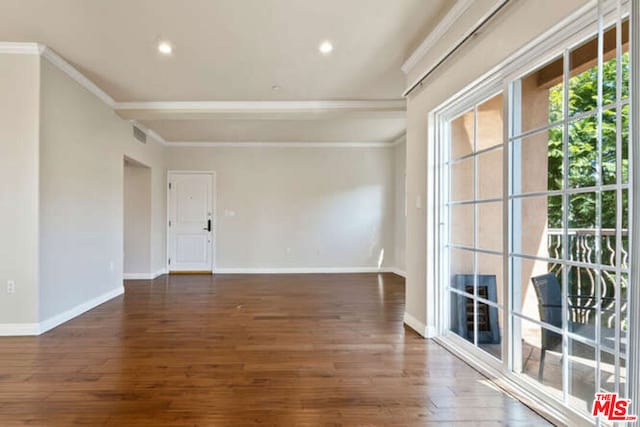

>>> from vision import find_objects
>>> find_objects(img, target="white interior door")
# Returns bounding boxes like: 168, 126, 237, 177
168, 172, 214, 272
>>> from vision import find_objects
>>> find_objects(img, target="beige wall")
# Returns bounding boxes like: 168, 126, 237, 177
404, 0, 588, 326
124, 162, 152, 275
0, 54, 40, 326
166, 146, 397, 270
37, 58, 166, 323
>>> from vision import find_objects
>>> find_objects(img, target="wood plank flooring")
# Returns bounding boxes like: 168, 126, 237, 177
0, 273, 550, 426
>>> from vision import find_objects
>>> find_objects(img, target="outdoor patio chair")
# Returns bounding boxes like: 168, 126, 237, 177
530, 273, 624, 381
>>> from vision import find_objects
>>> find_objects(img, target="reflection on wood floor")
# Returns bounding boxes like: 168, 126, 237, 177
0, 273, 550, 426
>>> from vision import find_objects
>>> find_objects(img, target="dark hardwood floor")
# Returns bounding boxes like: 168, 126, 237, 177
0, 273, 549, 426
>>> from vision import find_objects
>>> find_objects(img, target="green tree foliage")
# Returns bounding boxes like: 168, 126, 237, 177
547, 52, 629, 230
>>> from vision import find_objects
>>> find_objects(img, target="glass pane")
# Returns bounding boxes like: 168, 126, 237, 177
512, 257, 561, 325
477, 148, 503, 200
515, 56, 564, 134
450, 290, 474, 344
568, 115, 598, 189
512, 127, 563, 194
478, 307, 503, 361
622, 103, 630, 183
599, 350, 618, 394
477, 202, 502, 252
608, 20, 630, 101
568, 192, 597, 264
516, 316, 563, 399
599, 270, 618, 353
512, 195, 563, 259
567, 265, 598, 343
449, 248, 475, 286
600, 351, 626, 401
450, 158, 474, 202
476, 252, 503, 307
621, 271, 629, 346
622, 189, 629, 269
601, 190, 617, 268
477, 93, 503, 151
602, 107, 617, 186
451, 109, 474, 159
568, 339, 597, 413
450, 204, 474, 247
569, 35, 599, 117
621, 20, 630, 100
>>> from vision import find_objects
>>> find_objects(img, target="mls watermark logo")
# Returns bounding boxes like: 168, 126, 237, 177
592, 393, 637, 422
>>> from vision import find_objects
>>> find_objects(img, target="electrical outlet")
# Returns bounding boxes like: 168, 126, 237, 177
109, 261, 115, 272
7, 280, 15, 294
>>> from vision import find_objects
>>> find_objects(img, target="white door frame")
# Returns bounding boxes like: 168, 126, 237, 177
166, 170, 217, 272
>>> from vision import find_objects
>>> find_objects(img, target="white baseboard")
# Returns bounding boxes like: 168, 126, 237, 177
388, 267, 406, 278
403, 311, 435, 338
214, 267, 402, 274
124, 269, 166, 280
0, 286, 124, 336
0, 323, 40, 336
38, 286, 125, 335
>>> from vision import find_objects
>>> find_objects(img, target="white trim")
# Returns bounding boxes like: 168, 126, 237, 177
404, 0, 510, 96
403, 312, 435, 338
40, 46, 115, 107
154, 268, 167, 278
38, 286, 124, 334
215, 267, 395, 274
0, 42, 405, 146
388, 267, 407, 278
401, 0, 474, 74
0, 323, 40, 336
164, 141, 397, 148
628, 0, 640, 412
0, 286, 124, 336
123, 273, 153, 280
0, 41, 43, 55
123, 269, 167, 280
389, 133, 407, 147
114, 100, 405, 112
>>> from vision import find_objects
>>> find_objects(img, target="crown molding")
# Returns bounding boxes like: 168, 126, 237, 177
0, 42, 44, 55
0, 42, 406, 145
389, 132, 406, 147
40, 46, 116, 107
164, 141, 397, 149
114, 100, 405, 112
401, 0, 474, 75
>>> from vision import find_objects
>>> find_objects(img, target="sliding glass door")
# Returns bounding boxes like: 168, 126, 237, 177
444, 93, 505, 361
435, 1, 632, 422
510, 16, 630, 413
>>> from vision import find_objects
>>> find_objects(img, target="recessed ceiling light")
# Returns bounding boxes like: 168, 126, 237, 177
319, 40, 333, 55
157, 41, 173, 55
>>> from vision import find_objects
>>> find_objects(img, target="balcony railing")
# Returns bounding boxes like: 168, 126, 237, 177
546, 228, 628, 329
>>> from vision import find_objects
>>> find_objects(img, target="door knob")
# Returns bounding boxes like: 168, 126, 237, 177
203, 219, 212, 232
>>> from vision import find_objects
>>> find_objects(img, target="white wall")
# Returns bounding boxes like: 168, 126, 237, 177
403, 0, 588, 328
38, 57, 166, 323
167, 146, 397, 270
394, 140, 406, 273
124, 162, 152, 275
0, 54, 40, 327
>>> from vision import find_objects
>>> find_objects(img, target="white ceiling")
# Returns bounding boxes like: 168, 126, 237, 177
0, 0, 451, 143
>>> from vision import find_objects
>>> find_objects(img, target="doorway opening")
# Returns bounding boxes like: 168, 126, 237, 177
124, 157, 152, 279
